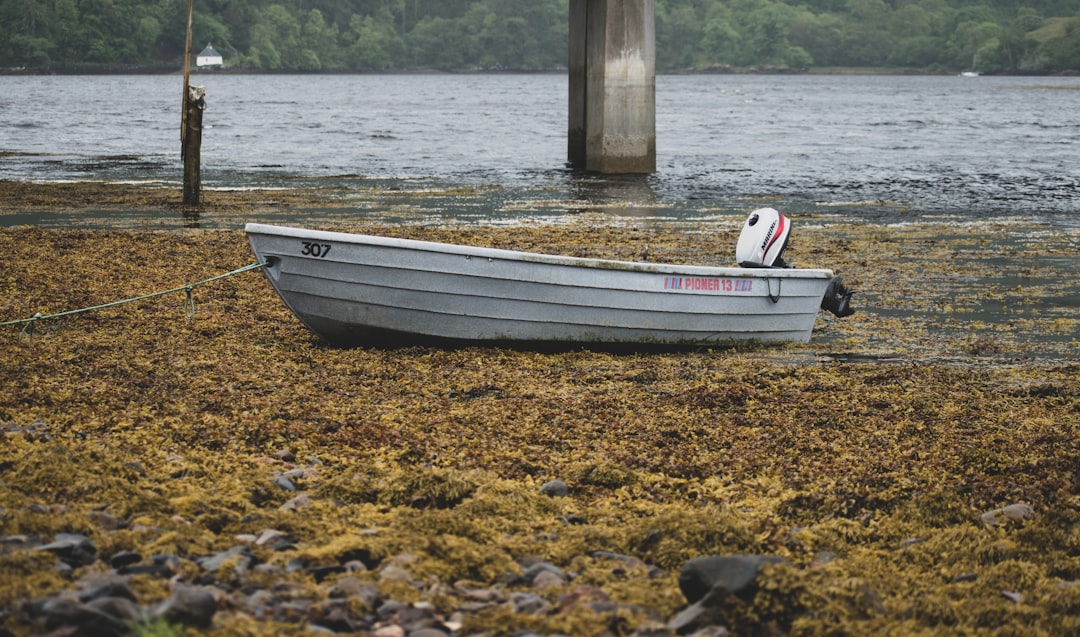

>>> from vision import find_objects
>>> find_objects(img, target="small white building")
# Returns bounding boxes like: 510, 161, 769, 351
196, 44, 223, 68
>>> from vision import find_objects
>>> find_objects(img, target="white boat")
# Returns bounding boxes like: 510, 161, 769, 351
245, 218, 852, 348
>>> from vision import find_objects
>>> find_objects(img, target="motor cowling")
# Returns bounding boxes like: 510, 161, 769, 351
736, 207, 791, 268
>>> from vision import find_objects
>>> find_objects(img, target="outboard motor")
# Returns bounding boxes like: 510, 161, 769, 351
736, 208, 791, 268
822, 276, 856, 317
736, 207, 856, 317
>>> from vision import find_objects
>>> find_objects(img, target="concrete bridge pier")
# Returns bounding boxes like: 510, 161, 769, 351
568, 0, 656, 174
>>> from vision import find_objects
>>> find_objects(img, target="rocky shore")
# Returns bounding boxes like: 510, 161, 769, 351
1, 181, 1079, 636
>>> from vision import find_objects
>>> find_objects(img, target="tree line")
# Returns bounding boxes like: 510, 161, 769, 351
2, 0, 1079, 73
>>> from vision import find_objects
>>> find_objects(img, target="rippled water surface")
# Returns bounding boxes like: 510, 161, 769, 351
2, 73, 1079, 225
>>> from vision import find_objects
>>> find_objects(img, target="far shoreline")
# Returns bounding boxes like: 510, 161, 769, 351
4, 64, 1077, 77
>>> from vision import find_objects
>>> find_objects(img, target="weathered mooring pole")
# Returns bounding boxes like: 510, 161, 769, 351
181, 0, 203, 206
568, 0, 656, 174
182, 86, 205, 206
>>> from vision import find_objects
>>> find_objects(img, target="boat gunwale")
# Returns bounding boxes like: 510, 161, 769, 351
244, 223, 834, 280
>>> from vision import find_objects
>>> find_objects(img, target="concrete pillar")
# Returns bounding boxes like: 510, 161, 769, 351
568, 0, 655, 174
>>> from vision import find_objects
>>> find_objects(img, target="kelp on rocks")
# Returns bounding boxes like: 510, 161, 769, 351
1, 190, 1079, 636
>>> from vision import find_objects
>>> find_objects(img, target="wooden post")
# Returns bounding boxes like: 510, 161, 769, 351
182, 0, 194, 145
183, 86, 205, 207
181, 0, 201, 206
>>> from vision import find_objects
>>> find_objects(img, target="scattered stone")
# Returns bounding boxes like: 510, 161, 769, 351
372, 624, 405, 637
43, 597, 127, 636
397, 603, 441, 632
379, 564, 414, 584
592, 550, 647, 569
122, 460, 147, 477
254, 528, 294, 550
508, 592, 548, 614
151, 584, 217, 628
522, 560, 564, 584
540, 479, 569, 497
85, 595, 144, 624
109, 550, 142, 569
308, 564, 346, 582
36, 533, 97, 567
76, 576, 137, 603
274, 449, 296, 462
280, 492, 312, 512
666, 583, 732, 635
1002, 591, 1023, 603
274, 475, 297, 492
678, 555, 785, 603
953, 572, 978, 582
118, 553, 183, 578
980, 503, 1034, 527
376, 599, 407, 623
310, 600, 360, 633
532, 570, 565, 588
808, 551, 837, 568
556, 584, 612, 612
88, 509, 126, 531
197, 545, 252, 574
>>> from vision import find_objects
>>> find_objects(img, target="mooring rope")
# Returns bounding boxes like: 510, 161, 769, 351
1, 261, 266, 345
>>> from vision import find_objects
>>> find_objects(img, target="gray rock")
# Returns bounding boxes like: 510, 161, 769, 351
151, 584, 217, 628
255, 528, 294, 550
280, 493, 312, 512
197, 545, 252, 574
311, 599, 362, 633
678, 554, 785, 603
43, 597, 127, 636
522, 560, 564, 584
540, 479, 569, 497
980, 503, 1033, 527
77, 576, 137, 603
508, 591, 549, 614
376, 599, 407, 620
666, 583, 732, 635
532, 570, 565, 588
36, 533, 97, 567
87, 510, 126, 531
123, 460, 147, 477
85, 596, 144, 624
109, 550, 142, 569
398, 603, 441, 632
379, 564, 413, 584
592, 550, 647, 568
329, 575, 364, 598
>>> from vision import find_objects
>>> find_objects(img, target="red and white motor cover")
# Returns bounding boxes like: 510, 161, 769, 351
736, 207, 791, 268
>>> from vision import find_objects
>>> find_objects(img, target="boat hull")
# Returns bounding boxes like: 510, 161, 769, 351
245, 223, 835, 347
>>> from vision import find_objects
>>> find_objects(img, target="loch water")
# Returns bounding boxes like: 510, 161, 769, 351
2, 73, 1079, 227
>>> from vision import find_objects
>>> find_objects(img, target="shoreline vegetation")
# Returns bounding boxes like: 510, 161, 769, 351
1, 180, 1079, 636
4, 0, 1080, 75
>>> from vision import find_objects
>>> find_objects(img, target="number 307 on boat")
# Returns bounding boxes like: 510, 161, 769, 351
300, 241, 332, 257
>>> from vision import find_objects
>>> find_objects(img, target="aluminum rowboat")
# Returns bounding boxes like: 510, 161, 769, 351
245, 223, 837, 347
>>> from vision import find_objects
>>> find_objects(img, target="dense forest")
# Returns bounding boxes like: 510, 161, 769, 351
2, 0, 1080, 73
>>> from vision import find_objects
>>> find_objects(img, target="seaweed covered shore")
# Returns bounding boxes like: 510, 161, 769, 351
1, 181, 1079, 636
